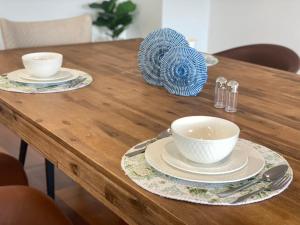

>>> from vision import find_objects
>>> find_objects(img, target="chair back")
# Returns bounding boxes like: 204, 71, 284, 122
216, 44, 300, 73
0, 15, 92, 49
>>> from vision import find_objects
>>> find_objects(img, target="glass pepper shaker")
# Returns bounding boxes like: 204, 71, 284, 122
225, 80, 239, 112
214, 76, 227, 108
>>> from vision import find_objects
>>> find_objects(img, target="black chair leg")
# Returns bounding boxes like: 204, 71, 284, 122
45, 159, 55, 199
18, 139, 28, 166
18, 140, 55, 199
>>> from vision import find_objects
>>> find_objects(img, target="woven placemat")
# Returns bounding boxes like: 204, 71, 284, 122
121, 138, 293, 205
0, 69, 92, 94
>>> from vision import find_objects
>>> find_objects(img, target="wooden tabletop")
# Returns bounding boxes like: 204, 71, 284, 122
0, 39, 299, 225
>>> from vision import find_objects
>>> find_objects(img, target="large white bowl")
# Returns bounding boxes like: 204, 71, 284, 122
22, 52, 63, 78
171, 116, 240, 164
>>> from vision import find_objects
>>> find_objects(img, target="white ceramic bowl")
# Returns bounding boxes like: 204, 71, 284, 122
171, 116, 240, 164
22, 52, 63, 78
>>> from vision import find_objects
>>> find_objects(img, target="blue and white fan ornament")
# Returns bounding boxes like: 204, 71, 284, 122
161, 47, 207, 96
138, 28, 189, 86
138, 28, 208, 96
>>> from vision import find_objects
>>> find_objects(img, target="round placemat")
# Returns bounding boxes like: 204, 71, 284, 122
121, 139, 293, 206
0, 69, 92, 94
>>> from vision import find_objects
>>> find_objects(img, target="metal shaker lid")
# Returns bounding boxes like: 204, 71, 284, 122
215, 76, 227, 87
227, 80, 239, 93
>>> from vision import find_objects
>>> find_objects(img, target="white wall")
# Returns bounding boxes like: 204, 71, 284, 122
0, 0, 91, 21
0, 0, 208, 50
207, 0, 300, 55
127, 0, 162, 38
1, 0, 300, 56
0, 0, 162, 48
162, 0, 210, 52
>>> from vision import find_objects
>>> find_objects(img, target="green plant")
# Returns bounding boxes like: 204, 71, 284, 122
89, 0, 137, 38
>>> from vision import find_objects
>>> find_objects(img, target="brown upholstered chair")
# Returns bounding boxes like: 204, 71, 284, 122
0, 152, 28, 186
0, 153, 72, 225
0, 186, 72, 225
216, 44, 300, 73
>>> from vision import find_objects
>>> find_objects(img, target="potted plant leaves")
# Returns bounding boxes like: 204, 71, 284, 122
89, 0, 137, 39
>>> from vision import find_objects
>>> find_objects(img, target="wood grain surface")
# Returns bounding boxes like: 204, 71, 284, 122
0, 39, 299, 225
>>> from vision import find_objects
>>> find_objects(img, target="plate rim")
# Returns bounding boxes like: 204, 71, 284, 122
7, 68, 80, 85
161, 140, 249, 175
203, 53, 219, 66
19, 70, 71, 81
145, 137, 265, 183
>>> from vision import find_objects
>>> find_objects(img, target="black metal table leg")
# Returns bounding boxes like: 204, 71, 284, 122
45, 159, 55, 199
18, 139, 28, 166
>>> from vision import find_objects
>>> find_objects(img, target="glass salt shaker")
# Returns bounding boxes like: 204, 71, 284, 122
225, 80, 239, 112
214, 76, 227, 108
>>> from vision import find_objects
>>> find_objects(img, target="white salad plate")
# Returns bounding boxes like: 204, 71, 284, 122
161, 140, 248, 175
7, 68, 79, 85
204, 53, 219, 67
20, 71, 70, 81
145, 137, 265, 183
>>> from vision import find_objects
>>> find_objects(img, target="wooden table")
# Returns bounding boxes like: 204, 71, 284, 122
0, 39, 299, 225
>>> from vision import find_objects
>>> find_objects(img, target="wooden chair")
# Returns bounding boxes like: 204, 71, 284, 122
0, 15, 92, 199
0, 15, 92, 49
216, 44, 300, 73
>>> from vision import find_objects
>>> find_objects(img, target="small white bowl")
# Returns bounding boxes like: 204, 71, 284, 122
22, 52, 63, 78
171, 116, 240, 164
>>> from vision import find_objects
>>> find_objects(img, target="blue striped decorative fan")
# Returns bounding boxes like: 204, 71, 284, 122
161, 47, 208, 96
138, 28, 189, 86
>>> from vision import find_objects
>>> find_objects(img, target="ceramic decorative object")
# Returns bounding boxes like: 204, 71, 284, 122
138, 28, 189, 86
161, 46, 207, 96
121, 138, 293, 206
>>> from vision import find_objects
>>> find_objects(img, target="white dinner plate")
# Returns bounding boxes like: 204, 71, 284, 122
20, 70, 71, 81
145, 137, 265, 184
162, 141, 248, 175
7, 68, 79, 85
204, 53, 219, 66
